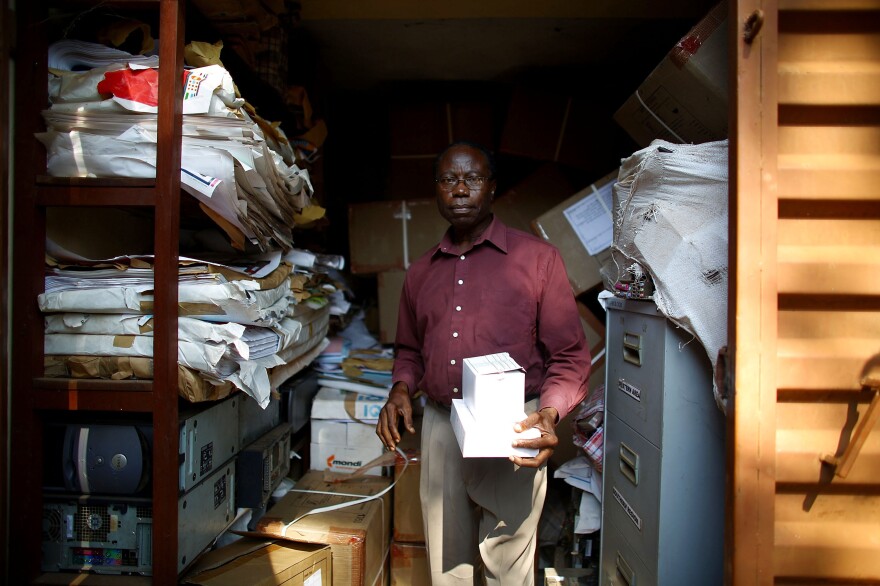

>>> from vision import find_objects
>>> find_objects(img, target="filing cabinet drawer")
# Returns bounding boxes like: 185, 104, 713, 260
605, 302, 666, 448
602, 411, 661, 568
600, 521, 656, 586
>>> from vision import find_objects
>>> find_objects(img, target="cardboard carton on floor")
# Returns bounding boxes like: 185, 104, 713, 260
391, 541, 430, 586
613, 1, 729, 147
183, 538, 331, 586
253, 470, 392, 586
393, 450, 424, 543
531, 170, 618, 295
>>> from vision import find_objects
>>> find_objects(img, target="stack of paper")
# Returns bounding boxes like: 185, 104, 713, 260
40, 251, 335, 407
40, 41, 325, 252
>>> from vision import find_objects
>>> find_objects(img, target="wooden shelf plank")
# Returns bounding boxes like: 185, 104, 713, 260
32, 379, 153, 413
35, 184, 157, 207
33, 572, 152, 585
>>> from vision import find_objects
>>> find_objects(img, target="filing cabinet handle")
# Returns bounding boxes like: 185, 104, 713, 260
619, 442, 639, 485
615, 551, 637, 585
623, 332, 642, 366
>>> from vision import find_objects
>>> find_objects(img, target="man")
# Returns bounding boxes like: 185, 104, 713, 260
376, 141, 590, 585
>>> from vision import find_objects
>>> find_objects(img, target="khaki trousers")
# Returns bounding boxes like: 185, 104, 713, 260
420, 401, 547, 585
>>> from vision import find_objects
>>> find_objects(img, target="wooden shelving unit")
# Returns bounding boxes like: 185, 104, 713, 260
10, 1, 185, 582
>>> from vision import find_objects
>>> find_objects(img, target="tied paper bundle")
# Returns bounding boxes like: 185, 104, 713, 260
39, 41, 326, 252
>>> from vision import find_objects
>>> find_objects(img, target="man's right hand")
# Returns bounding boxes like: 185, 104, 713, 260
376, 382, 415, 450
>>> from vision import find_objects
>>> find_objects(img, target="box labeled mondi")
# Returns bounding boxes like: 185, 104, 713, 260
462, 352, 526, 423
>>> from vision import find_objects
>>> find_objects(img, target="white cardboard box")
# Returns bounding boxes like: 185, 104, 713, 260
462, 352, 526, 423
310, 386, 386, 421
310, 442, 385, 476
311, 419, 382, 449
451, 399, 539, 458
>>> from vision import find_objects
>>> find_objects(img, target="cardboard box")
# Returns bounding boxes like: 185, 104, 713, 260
450, 399, 539, 458
531, 170, 618, 295
348, 199, 448, 274
387, 99, 496, 199
310, 386, 386, 422
389, 100, 495, 157
311, 419, 381, 449
499, 89, 608, 171
499, 88, 571, 163
390, 101, 451, 156
462, 352, 526, 423
378, 270, 406, 344
392, 451, 424, 543
492, 164, 576, 234
388, 157, 436, 200
613, 1, 728, 148
390, 542, 430, 586
183, 538, 332, 586
310, 442, 386, 476
254, 470, 392, 586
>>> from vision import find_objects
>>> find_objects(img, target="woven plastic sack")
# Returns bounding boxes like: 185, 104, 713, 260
610, 139, 729, 410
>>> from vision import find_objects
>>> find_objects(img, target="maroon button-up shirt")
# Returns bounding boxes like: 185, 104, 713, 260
392, 216, 590, 420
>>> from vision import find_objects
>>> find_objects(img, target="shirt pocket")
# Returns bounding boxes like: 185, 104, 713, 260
476, 287, 537, 348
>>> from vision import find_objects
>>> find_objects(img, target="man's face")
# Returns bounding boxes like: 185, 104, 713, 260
435, 145, 497, 235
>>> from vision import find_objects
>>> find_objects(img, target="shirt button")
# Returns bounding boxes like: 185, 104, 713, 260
460, 255, 466, 260
453, 387, 459, 393
452, 332, 459, 338
456, 306, 462, 311
450, 359, 456, 365
458, 279, 463, 285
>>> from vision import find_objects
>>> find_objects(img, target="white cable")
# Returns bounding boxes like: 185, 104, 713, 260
633, 90, 687, 144
281, 446, 408, 531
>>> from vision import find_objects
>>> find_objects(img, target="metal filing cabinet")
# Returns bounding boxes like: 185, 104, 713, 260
600, 298, 725, 586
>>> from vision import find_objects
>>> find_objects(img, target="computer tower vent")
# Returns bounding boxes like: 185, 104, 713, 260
42, 508, 63, 542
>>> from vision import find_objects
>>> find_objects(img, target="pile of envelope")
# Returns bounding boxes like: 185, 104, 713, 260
40, 247, 343, 407
39, 40, 325, 252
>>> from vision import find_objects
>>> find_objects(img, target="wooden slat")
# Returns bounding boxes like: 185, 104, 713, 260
777, 218, 880, 294
779, 127, 880, 157
778, 353, 875, 391
776, 402, 880, 484
779, 308, 880, 338
778, 246, 880, 295
774, 494, 880, 578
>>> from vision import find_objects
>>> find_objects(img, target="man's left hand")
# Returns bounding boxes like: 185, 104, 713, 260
510, 407, 559, 468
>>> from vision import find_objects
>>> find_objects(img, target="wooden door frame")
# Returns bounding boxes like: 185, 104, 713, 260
727, 1, 779, 584
0, 0, 11, 580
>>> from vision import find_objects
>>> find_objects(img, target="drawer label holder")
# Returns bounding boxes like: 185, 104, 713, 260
618, 378, 642, 402
613, 486, 642, 531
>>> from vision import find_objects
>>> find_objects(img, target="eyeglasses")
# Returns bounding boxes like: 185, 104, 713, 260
435, 175, 490, 191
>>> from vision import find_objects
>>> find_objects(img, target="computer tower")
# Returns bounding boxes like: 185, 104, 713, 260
41, 458, 237, 576
179, 395, 240, 493
236, 423, 291, 509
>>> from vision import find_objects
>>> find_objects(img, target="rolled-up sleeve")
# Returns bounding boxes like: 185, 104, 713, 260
535, 250, 591, 420
392, 273, 424, 397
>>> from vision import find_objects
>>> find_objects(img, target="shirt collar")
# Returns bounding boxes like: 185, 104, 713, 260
433, 215, 509, 257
